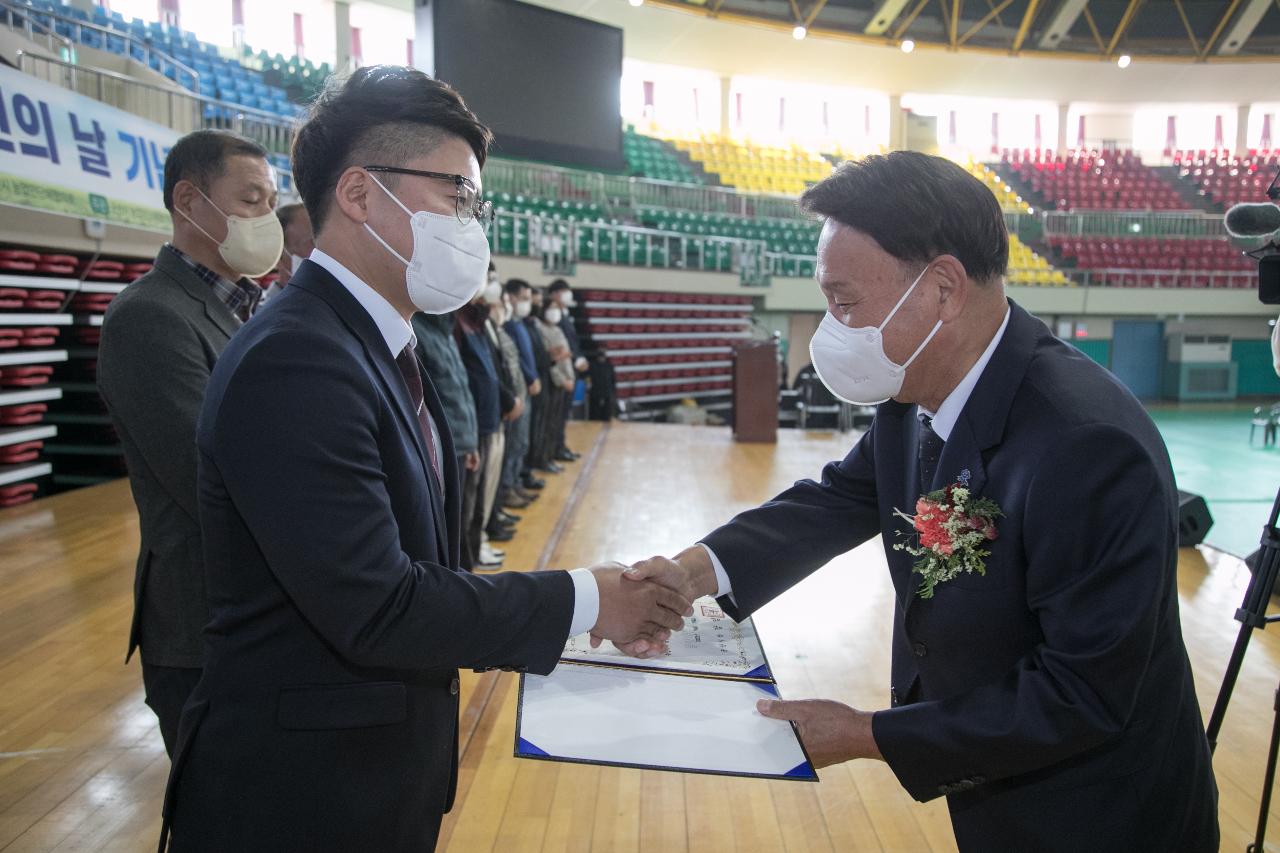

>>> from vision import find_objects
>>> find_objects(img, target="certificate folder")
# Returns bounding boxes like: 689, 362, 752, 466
514, 598, 817, 781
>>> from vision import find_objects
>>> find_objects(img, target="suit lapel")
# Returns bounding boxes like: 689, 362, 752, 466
154, 248, 239, 340
899, 299, 1039, 614
289, 262, 451, 561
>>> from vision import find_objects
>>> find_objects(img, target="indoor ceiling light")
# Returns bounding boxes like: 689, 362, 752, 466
1117, 54, 1131, 69
792, 25, 807, 40
629, 0, 644, 7
901, 39, 915, 53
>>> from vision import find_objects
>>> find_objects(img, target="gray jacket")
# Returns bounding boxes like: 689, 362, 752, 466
412, 312, 479, 456
97, 247, 240, 668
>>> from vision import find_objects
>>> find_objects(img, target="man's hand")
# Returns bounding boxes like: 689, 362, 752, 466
505, 397, 526, 421
591, 546, 720, 657
463, 451, 480, 471
627, 546, 719, 602
575, 356, 589, 373
756, 699, 882, 768
589, 562, 692, 654
529, 378, 542, 396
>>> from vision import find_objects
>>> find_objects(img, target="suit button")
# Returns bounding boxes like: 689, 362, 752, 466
913, 642, 928, 658
449, 677, 460, 696
890, 687, 899, 706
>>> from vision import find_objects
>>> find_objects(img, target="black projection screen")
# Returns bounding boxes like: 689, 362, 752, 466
424, 0, 625, 171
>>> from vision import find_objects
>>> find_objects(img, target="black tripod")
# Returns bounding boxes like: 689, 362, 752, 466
1206, 488, 1280, 852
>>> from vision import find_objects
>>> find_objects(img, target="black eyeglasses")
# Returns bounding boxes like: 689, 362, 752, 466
363, 165, 495, 225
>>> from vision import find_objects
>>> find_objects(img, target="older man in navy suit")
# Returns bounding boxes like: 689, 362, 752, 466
621, 152, 1219, 853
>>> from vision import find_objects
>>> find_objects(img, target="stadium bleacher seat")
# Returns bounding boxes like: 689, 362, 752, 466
667, 133, 832, 196
1003, 150, 1189, 211
623, 127, 706, 184
1175, 149, 1280, 209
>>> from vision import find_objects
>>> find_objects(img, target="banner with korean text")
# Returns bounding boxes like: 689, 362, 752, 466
0, 63, 179, 232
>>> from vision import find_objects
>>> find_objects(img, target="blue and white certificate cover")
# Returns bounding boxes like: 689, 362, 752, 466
515, 663, 818, 781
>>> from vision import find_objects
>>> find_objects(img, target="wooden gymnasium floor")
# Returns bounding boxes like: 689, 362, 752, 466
2, 420, 1279, 852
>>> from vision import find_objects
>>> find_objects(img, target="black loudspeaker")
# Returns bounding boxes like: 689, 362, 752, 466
1177, 490, 1213, 547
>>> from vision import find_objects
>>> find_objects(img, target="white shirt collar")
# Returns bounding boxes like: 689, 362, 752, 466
308, 248, 414, 357
919, 306, 1011, 442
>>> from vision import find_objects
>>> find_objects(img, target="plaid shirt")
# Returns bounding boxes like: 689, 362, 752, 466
165, 244, 262, 324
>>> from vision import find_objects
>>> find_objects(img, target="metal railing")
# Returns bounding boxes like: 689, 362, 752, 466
482, 157, 806, 222
486, 209, 770, 284
1042, 210, 1227, 239
1, 0, 198, 91
0, 1, 73, 60
17, 52, 295, 155
1065, 268, 1255, 290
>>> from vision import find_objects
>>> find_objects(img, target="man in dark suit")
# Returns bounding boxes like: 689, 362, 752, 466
97, 129, 281, 757
621, 152, 1219, 852
547, 278, 586, 461
159, 66, 689, 853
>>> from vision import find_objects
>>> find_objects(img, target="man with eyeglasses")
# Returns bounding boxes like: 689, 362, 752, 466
156, 66, 693, 853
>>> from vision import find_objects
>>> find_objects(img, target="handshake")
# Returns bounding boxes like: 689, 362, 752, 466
585, 546, 721, 659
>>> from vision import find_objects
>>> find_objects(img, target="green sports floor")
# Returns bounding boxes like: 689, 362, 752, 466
1149, 403, 1280, 559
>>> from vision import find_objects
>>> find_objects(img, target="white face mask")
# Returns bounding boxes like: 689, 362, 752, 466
515, 299, 532, 319
178, 186, 284, 278
809, 265, 942, 406
483, 282, 503, 305
363, 173, 491, 315
545, 306, 563, 325
557, 291, 574, 308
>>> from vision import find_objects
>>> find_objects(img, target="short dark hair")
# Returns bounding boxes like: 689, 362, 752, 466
292, 65, 493, 232
504, 278, 531, 296
800, 152, 1008, 284
276, 202, 307, 230
547, 279, 571, 293
163, 129, 268, 211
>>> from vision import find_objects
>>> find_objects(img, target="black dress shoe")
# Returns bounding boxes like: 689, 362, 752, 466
486, 525, 514, 542
536, 461, 564, 474
522, 475, 546, 490
513, 486, 540, 502
553, 449, 577, 462
496, 510, 520, 525
502, 494, 531, 510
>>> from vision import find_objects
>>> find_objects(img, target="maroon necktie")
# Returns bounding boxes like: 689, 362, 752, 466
394, 344, 442, 487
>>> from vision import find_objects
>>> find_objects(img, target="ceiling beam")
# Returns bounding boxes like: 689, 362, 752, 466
1171, 0, 1200, 52
891, 0, 932, 39
1035, 0, 1089, 50
864, 0, 915, 35
1080, 5, 1106, 50
1216, 0, 1271, 54
803, 0, 830, 28
1011, 0, 1042, 53
959, 0, 1015, 44
1104, 0, 1143, 56
707, 0, 727, 17
950, 0, 962, 47
1200, 0, 1243, 57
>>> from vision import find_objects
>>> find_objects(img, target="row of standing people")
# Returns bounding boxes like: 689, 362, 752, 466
413, 268, 588, 570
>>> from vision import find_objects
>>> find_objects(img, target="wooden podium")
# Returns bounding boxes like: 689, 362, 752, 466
731, 340, 777, 443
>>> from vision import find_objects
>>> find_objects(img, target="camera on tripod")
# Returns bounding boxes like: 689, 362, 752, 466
1224, 168, 1280, 304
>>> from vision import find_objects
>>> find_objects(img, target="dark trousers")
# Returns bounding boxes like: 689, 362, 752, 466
456, 452, 474, 571
531, 385, 565, 469
460, 441, 488, 569
142, 661, 203, 757
556, 383, 574, 453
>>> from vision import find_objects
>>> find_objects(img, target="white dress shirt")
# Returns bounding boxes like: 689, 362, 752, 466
701, 305, 1012, 598
308, 249, 600, 636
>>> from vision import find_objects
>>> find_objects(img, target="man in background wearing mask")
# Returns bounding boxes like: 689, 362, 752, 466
264, 201, 314, 300
502, 278, 542, 506
158, 67, 691, 853
616, 152, 1218, 853
547, 278, 587, 461
97, 129, 282, 758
